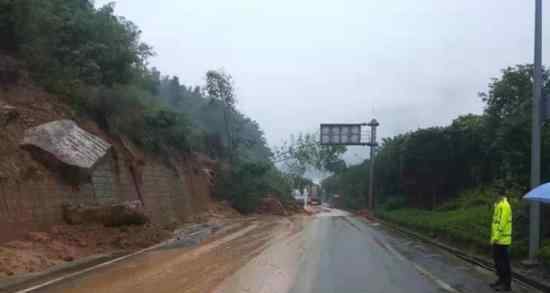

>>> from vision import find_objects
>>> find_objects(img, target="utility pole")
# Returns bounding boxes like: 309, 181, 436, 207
367, 119, 379, 210
529, 0, 543, 261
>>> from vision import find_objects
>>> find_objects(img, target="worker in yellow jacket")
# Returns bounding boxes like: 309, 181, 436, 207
490, 192, 512, 292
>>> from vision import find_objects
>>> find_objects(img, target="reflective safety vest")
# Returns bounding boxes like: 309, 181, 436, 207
491, 198, 512, 245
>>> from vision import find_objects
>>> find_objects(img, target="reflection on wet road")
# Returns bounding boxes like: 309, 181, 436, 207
289, 213, 536, 293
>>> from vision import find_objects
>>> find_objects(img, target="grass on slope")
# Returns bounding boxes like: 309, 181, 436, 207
377, 189, 529, 259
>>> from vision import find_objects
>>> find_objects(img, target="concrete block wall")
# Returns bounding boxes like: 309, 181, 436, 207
0, 177, 96, 243
90, 152, 140, 204
91, 155, 115, 202
0, 151, 212, 243
112, 153, 142, 203
141, 160, 194, 226
184, 169, 211, 214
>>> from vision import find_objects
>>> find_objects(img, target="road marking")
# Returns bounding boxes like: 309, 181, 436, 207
14, 240, 173, 293
338, 216, 363, 232
412, 263, 460, 293
14, 224, 255, 293
381, 238, 460, 293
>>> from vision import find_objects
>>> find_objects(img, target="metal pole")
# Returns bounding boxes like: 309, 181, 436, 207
367, 119, 379, 210
368, 144, 375, 209
529, 0, 542, 261
304, 186, 309, 209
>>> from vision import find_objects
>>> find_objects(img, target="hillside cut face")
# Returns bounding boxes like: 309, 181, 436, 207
21, 120, 111, 170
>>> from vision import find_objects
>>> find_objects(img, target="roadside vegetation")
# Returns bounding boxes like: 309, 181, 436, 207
323, 65, 550, 263
0, 0, 292, 213
376, 188, 529, 259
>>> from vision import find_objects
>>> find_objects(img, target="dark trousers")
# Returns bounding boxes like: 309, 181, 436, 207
493, 244, 511, 286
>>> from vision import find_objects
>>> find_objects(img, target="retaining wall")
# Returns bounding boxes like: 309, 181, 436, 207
0, 150, 212, 243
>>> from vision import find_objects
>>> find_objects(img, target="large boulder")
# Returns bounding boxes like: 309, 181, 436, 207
63, 201, 149, 227
105, 201, 149, 227
21, 120, 111, 170
0, 103, 18, 126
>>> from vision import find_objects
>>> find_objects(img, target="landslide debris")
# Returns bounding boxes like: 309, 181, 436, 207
0, 223, 170, 278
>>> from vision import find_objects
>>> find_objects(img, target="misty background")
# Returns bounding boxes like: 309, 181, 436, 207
95, 0, 546, 163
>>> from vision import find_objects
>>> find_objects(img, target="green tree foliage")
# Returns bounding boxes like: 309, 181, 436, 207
0, 0, 273, 164
323, 65, 550, 210
206, 70, 236, 160
289, 175, 314, 193
322, 162, 369, 209
275, 133, 347, 178
0, 0, 287, 214
400, 127, 452, 208
373, 134, 407, 200
270, 132, 347, 203
155, 73, 272, 162
0, 1, 152, 91
214, 161, 292, 213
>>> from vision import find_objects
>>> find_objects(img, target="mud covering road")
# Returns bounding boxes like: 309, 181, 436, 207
25, 210, 541, 293
29, 217, 297, 293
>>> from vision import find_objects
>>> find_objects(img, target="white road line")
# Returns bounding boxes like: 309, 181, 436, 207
14, 238, 172, 293
382, 239, 460, 293
413, 263, 460, 293
14, 224, 244, 293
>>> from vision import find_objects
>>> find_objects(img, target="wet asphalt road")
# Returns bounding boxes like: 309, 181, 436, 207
289, 212, 536, 293
15, 211, 540, 293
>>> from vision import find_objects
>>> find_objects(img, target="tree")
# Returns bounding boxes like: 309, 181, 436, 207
168, 76, 183, 106
206, 69, 236, 161
400, 127, 452, 208
373, 134, 408, 201
150, 67, 161, 95
323, 64, 550, 211
480, 65, 550, 186
322, 162, 370, 209
0, 0, 153, 92
447, 114, 487, 189
275, 132, 347, 183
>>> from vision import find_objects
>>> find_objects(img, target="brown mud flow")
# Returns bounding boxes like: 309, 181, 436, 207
32, 216, 303, 293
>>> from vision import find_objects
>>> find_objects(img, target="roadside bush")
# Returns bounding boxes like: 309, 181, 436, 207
378, 187, 530, 259
436, 201, 460, 211
214, 161, 271, 214
538, 241, 550, 265
264, 168, 293, 203
378, 206, 492, 251
214, 161, 293, 214
140, 109, 192, 152
74, 84, 194, 153
382, 197, 407, 211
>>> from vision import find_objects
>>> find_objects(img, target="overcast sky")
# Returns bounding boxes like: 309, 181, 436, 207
96, 0, 546, 162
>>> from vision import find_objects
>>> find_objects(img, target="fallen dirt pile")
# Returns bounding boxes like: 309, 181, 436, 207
283, 199, 305, 215
256, 196, 288, 216
209, 200, 241, 217
195, 201, 241, 223
0, 199, 243, 280
256, 196, 306, 216
0, 223, 170, 278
